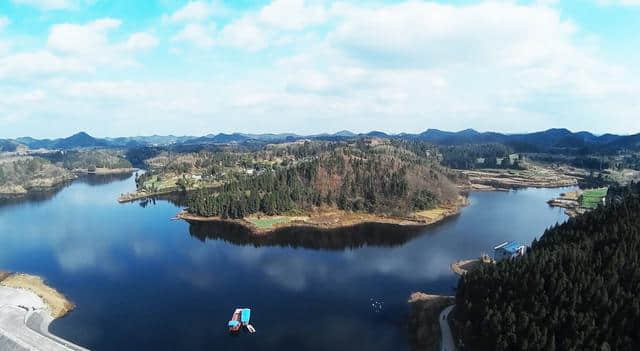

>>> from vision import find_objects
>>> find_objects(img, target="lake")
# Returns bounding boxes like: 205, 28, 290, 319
0, 174, 570, 350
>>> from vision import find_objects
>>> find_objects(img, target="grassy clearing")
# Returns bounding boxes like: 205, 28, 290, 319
247, 216, 292, 229
581, 188, 608, 209
142, 175, 178, 190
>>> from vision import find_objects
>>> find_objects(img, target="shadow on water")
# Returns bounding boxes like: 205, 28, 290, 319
187, 220, 434, 250
76, 172, 133, 186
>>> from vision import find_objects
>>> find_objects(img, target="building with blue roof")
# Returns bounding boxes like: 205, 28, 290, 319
493, 241, 526, 261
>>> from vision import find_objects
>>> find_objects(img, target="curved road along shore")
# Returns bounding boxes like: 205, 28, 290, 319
439, 305, 456, 351
0, 286, 89, 351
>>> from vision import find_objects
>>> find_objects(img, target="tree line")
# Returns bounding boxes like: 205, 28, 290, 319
453, 182, 640, 351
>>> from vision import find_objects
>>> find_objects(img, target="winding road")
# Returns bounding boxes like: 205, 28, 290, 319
439, 305, 456, 351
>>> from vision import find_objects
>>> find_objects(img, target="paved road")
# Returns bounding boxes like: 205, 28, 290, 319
439, 305, 456, 351
0, 286, 89, 351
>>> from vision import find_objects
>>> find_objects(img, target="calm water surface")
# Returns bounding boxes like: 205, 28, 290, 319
0, 175, 570, 350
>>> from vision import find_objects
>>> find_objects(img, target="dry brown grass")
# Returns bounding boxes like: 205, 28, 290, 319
0, 271, 10, 282
0, 274, 74, 318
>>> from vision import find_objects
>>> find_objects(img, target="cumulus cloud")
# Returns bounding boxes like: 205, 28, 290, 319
126, 32, 159, 51
165, 1, 214, 23
170, 0, 327, 51
1, 0, 639, 137
171, 23, 215, 48
1, 18, 159, 81
258, 0, 327, 30
48, 18, 121, 54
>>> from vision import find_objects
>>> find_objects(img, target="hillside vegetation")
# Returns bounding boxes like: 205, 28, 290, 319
0, 157, 74, 195
186, 139, 459, 219
453, 183, 640, 351
36, 150, 133, 170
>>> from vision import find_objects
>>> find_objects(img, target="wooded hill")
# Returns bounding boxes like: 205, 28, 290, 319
453, 183, 640, 351
186, 139, 459, 219
0, 157, 73, 194
36, 150, 132, 170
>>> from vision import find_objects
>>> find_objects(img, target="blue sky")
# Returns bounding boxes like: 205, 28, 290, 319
1, 0, 639, 138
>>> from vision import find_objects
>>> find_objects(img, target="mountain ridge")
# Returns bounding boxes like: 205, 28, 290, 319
4, 128, 638, 152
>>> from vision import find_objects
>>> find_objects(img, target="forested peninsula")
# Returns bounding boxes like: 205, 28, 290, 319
452, 182, 640, 350
178, 139, 464, 233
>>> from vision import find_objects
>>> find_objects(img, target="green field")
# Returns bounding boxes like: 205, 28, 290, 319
247, 217, 291, 229
580, 188, 608, 209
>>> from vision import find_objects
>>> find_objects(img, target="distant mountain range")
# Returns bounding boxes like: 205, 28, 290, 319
1, 128, 639, 152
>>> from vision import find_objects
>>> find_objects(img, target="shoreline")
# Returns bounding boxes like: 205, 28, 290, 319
177, 196, 468, 235
1, 168, 135, 200
0, 272, 74, 319
0, 271, 87, 350
0, 177, 76, 200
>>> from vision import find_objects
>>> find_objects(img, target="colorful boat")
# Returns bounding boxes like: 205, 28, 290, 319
228, 309, 242, 332
240, 308, 251, 325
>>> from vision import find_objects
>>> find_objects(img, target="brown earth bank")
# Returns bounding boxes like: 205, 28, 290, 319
177, 196, 468, 235
451, 255, 494, 276
458, 165, 580, 191
0, 272, 74, 318
0, 175, 76, 198
408, 293, 455, 351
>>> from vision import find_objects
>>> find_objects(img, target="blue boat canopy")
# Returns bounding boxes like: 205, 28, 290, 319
241, 309, 251, 323
228, 320, 240, 327
502, 241, 523, 253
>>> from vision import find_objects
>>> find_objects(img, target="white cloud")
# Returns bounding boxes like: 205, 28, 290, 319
259, 0, 327, 30
1, 0, 639, 137
126, 32, 159, 51
171, 23, 215, 48
169, 0, 328, 51
0, 18, 157, 80
218, 16, 268, 51
165, 1, 214, 23
48, 18, 121, 54
0, 51, 93, 79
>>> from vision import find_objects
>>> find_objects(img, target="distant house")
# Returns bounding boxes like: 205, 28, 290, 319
191, 175, 202, 181
493, 241, 526, 261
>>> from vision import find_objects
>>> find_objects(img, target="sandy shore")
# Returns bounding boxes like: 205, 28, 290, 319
0, 272, 87, 350
0, 273, 74, 318
178, 196, 468, 235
